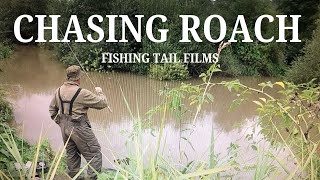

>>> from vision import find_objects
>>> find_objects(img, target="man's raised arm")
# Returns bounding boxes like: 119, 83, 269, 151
81, 87, 108, 109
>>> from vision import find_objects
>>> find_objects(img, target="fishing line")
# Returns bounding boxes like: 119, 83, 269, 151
58, 28, 112, 112
58, 28, 95, 87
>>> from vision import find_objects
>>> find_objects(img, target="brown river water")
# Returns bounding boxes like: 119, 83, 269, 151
0, 46, 293, 177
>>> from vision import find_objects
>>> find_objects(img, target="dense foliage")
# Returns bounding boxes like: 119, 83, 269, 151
0, 0, 319, 81
0, 0, 47, 44
286, 19, 320, 83
0, 92, 12, 122
0, 43, 12, 60
149, 63, 189, 80
275, 0, 320, 64
46, 0, 288, 79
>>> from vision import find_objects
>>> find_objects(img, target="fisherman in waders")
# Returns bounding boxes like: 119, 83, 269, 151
49, 65, 108, 179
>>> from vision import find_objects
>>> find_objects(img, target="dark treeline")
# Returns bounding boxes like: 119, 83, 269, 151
0, 0, 319, 82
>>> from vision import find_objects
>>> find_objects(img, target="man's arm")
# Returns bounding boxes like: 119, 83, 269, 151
49, 93, 59, 120
81, 88, 108, 109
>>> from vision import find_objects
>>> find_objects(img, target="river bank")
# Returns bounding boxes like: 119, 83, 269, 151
0, 86, 66, 178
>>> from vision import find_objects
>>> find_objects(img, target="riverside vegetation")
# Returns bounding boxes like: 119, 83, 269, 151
0, 44, 12, 60
0, 0, 320, 81
0, 88, 66, 179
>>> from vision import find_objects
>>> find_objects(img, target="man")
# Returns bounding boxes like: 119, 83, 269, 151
49, 65, 108, 179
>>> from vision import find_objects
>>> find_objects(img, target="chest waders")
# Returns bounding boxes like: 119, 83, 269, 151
58, 87, 82, 117
57, 88, 102, 179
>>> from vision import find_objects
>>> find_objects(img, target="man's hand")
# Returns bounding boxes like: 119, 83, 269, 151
95, 86, 112, 113
95, 87, 103, 93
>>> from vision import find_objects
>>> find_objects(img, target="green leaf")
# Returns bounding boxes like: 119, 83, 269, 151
199, 73, 207, 82
266, 81, 273, 88
199, 73, 206, 78
253, 100, 263, 107
258, 82, 266, 88
275, 82, 285, 88
206, 93, 214, 102
178, 166, 235, 179
259, 98, 267, 103
251, 145, 257, 151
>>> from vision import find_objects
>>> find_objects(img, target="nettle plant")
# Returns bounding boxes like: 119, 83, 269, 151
148, 42, 320, 178
222, 79, 320, 178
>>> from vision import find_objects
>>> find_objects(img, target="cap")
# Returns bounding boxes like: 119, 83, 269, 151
66, 65, 83, 81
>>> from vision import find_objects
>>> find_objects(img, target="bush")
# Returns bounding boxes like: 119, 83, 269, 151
0, 92, 13, 123
286, 19, 320, 83
149, 63, 189, 80
219, 49, 243, 76
0, 43, 12, 60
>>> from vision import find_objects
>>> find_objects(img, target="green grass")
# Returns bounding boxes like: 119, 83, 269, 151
0, 43, 12, 60
0, 89, 65, 179
0, 91, 13, 123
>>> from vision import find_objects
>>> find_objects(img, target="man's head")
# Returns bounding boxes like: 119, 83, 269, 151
66, 65, 83, 83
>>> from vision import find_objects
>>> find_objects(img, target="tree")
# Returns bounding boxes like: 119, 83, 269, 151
275, 0, 320, 64
211, 0, 286, 76
286, 17, 320, 83
0, 0, 47, 43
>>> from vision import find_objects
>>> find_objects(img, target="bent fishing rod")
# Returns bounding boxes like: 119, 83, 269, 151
58, 28, 113, 113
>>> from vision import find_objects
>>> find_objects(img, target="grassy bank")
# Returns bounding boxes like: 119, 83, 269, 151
0, 88, 65, 179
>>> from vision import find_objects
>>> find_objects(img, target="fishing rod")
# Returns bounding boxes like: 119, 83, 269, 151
58, 28, 113, 113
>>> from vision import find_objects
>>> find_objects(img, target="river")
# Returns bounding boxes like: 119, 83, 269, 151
0, 46, 291, 177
